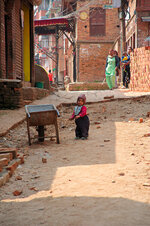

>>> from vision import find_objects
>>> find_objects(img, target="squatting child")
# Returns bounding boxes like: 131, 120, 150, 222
69, 94, 90, 140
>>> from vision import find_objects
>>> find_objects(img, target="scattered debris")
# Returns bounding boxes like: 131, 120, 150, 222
104, 95, 114, 99
62, 157, 69, 161
29, 187, 38, 191
104, 139, 110, 142
13, 190, 22, 196
126, 111, 130, 114
61, 125, 66, 128
129, 118, 134, 122
31, 175, 40, 179
118, 173, 125, 176
143, 133, 150, 137
139, 118, 143, 123
102, 106, 106, 113
143, 183, 150, 187
94, 121, 101, 125
15, 176, 22, 181
147, 112, 150, 117
42, 157, 47, 163
120, 115, 126, 119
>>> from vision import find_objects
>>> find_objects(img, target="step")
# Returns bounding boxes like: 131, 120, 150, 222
0, 158, 9, 168
0, 153, 13, 161
0, 169, 10, 187
5, 158, 22, 177
0, 155, 24, 187
0, 148, 18, 158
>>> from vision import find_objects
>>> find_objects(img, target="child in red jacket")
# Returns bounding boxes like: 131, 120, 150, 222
70, 94, 90, 140
48, 70, 53, 85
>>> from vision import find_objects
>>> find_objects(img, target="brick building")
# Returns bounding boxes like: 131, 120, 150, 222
113, 0, 150, 92
0, 0, 41, 108
0, 0, 41, 86
62, 0, 120, 82
125, 0, 150, 49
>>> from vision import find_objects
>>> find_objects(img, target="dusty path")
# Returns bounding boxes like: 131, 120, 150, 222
0, 97, 150, 226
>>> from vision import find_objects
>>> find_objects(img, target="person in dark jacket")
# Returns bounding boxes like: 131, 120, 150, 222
121, 51, 130, 88
113, 50, 121, 88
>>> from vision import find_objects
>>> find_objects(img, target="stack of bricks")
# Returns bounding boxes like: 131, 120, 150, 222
130, 46, 150, 91
0, 148, 24, 187
0, 79, 24, 109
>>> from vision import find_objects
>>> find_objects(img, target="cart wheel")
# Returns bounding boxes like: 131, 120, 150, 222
37, 126, 44, 142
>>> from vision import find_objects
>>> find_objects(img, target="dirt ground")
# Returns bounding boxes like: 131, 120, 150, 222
0, 96, 150, 226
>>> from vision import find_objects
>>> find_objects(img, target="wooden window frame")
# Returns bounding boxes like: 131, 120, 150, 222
89, 7, 106, 37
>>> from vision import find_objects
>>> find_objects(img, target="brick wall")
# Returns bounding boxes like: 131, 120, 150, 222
0, 1, 6, 78
0, 0, 34, 84
78, 42, 112, 82
0, 79, 24, 108
137, 11, 150, 48
126, 0, 150, 49
130, 46, 150, 91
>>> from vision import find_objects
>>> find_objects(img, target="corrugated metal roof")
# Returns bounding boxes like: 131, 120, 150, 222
34, 17, 74, 35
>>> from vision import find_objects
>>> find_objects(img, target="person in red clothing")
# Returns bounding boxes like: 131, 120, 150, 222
70, 94, 90, 140
48, 70, 53, 85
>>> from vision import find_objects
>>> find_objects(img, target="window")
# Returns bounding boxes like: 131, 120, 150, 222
143, 0, 150, 7
90, 7, 106, 37
39, 0, 50, 10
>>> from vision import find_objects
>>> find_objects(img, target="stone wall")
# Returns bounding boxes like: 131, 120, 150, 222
66, 82, 109, 91
22, 87, 50, 101
130, 46, 150, 91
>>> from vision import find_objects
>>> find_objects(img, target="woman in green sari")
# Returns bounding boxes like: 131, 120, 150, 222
105, 49, 119, 90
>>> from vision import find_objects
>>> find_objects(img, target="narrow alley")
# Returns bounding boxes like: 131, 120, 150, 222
0, 92, 150, 226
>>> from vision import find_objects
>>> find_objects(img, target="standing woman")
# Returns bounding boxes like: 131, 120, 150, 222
105, 49, 119, 90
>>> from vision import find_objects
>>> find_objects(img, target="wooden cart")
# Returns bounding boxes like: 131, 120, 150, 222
25, 104, 60, 145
